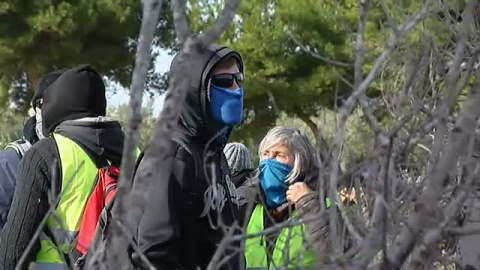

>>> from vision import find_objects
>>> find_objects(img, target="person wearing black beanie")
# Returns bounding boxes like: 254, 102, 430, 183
31, 69, 67, 109
0, 70, 64, 231
24, 69, 67, 142
0, 65, 125, 269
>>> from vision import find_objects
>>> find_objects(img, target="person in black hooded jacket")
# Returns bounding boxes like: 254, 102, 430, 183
0, 65, 125, 269
128, 45, 244, 270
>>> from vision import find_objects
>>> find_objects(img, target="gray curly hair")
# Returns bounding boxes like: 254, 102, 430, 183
258, 126, 316, 183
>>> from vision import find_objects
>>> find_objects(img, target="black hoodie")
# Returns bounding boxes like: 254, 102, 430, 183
0, 65, 125, 269
129, 45, 244, 270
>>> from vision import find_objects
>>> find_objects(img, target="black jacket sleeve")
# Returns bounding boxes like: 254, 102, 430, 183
0, 138, 60, 270
295, 193, 332, 264
130, 145, 195, 270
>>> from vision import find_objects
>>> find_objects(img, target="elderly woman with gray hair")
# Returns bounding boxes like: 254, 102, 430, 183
235, 126, 332, 269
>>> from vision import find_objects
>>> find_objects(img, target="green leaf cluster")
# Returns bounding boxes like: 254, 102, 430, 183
0, 0, 174, 112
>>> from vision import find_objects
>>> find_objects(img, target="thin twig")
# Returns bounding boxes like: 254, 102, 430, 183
387, 70, 480, 267
207, 225, 237, 270
354, 0, 370, 87
382, 139, 394, 264
407, 165, 480, 269
287, 32, 353, 67
358, 95, 384, 134
198, 0, 242, 47
327, 0, 431, 261
379, 0, 397, 31
426, 1, 472, 171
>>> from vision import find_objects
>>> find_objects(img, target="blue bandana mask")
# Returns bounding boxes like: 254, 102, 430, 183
259, 159, 292, 209
209, 85, 244, 126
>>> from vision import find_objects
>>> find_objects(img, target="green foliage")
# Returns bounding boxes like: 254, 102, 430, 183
106, 99, 157, 150
0, 0, 174, 112
186, 0, 382, 145
0, 110, 26, 149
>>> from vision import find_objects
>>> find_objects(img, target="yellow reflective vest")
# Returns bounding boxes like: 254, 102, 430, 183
31, 133, 139, 269
32, 133, 98, 269
245, 205, 315, 269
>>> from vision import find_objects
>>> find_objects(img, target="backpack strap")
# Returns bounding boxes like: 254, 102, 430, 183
78, 195, 115, 268
131, 150, 145, 186
96, 151, 145, 231
5, 139, 32, 159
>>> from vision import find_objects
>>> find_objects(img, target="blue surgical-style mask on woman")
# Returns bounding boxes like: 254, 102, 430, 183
259, 159, 293, 209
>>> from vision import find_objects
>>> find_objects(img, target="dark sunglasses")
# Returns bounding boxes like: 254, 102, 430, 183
211, 73, 244, 88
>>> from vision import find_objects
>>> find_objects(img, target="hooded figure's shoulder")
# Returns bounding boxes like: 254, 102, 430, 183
139, 136, 198, 169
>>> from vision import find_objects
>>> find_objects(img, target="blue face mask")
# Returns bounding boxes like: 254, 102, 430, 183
209, 85, 244, 126
259, 159, 292, 209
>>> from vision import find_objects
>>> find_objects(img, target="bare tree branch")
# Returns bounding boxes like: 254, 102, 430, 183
449, 226, 480, 236
347, 195, 387, 269
172, 0, 190, 46
328, 0, 433, 169
326, 0, 431, 261
408, 165, 480, 269
287, 32, 353, 68
348, 2, 431, 109
381, 139, 394, 263
427, 15, 470, 172
379, 0, 397, 31
207, 225, 237, 270
358, 95, 384, 134
198, 0, 242, 47
354, 0, 370, 87
115, 0, 163, 225
387, 71, 480, 268
88, 0, 163, 267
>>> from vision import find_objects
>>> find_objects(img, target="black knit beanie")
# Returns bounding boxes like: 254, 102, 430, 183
31, 69, 66, 108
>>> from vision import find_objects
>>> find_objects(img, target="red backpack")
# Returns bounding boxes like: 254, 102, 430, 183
75, 165, 119, 255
